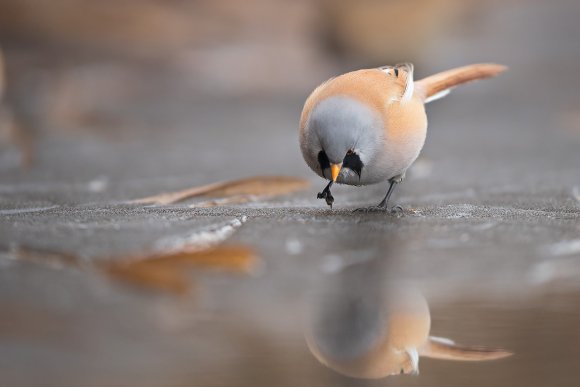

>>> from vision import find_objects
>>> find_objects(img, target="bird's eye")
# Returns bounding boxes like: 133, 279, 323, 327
400, 368, 405, 374
317, 150, 330, 176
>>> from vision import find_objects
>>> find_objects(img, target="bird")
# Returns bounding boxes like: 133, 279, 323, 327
299, 62, 507, 210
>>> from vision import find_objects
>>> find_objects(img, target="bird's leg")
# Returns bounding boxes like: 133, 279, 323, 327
317, 180, 334, 208
354, 177, 402, 213
377, 180, 397, 209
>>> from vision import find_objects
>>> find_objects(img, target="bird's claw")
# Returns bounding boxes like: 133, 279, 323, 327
353, 206, 387, 213
353, 205, 404, 216
317, 190, 334, 208
390, 205, 404, 214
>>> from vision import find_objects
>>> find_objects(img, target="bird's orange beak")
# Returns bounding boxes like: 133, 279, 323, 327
330, 163, 342, 182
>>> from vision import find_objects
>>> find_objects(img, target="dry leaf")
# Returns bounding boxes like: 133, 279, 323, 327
14, 247, 81, 268
131, 176, 310, 205
105, 262, 191, 295
12, 244, 257, 295
114, 245, 257, 272
153, 245, 257, 272
103, 245, 257, 294
192, 195, 255, 208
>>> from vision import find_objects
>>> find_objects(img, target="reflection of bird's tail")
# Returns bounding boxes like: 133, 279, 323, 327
419, 336, 513, 361
416, 63, 507, 103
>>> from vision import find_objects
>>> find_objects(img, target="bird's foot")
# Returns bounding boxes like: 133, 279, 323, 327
317, 190, 334, 208
317, 180, 335, 209
353, 205, 404, 215
390, 205, 404, 215
353, 205, 387, 213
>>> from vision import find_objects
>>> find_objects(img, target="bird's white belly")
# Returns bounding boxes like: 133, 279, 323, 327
337, 127, 427, 186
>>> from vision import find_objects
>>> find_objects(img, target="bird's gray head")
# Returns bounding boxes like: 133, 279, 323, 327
306, 95, 382, 183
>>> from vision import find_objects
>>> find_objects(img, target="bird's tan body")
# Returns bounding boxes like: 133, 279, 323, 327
299, 63, 506, 188
300, 69, 427, 184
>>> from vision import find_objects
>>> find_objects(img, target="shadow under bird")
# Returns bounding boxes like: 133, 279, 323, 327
299, 63, 507, 210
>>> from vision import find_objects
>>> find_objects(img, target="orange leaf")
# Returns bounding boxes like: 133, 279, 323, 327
130, 176, 309, 205
102, 245, 257, 294
105, 262, 190, 295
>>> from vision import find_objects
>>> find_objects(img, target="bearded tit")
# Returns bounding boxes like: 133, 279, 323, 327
299, 63, 507, 210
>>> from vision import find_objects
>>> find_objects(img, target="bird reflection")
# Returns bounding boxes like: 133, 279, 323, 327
305, 257, 512, 379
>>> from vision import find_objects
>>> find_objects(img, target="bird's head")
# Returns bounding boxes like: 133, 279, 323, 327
304, 95, 383, 185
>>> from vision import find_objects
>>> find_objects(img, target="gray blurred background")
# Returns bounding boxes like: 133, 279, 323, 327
1, 1, 580, 386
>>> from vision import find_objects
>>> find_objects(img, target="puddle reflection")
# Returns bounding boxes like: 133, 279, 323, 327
306, 256, 512, 379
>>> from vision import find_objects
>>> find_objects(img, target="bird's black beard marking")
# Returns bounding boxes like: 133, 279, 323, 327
317, 150, 330, 179
343, 152, 363, 179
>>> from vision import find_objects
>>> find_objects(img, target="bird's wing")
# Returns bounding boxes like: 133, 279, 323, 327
418, 335, 513, 361
396, 63, 414, 103
379, 63, 414, 103
415, 63, 507, 103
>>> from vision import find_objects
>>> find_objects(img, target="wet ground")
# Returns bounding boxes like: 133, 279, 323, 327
1, 1, 580, 386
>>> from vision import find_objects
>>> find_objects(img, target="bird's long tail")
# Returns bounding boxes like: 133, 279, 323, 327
418, 336, 513, 361
415, 63, 507, 103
